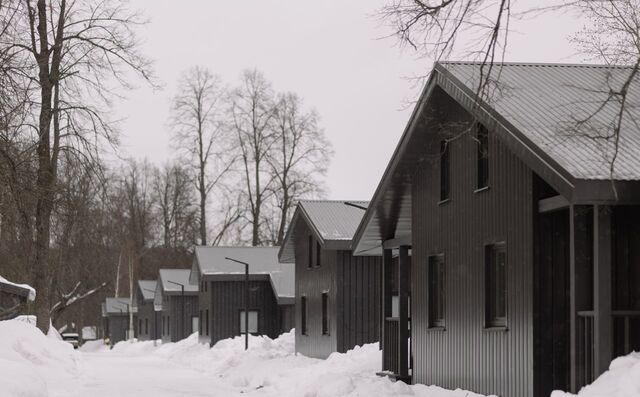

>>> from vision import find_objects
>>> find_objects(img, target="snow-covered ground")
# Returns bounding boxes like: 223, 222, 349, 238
1, 318, 638, 397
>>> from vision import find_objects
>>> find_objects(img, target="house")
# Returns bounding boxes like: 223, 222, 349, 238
351, 62, 640, 397
102, 297, 137, 344
0, 276, 35, 320
135, 280, 159, 341
190, 246, 295, 346
155, 269, 198, 343
278, 200, 382, 359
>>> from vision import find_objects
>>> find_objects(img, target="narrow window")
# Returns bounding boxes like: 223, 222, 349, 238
301, 296, 308, 335
308, 236, 313, 269
485, 243, 507, 328
205, 310, 209, 336
167, 316, 170, 335
138, 319, 142, 334
162, 317, 165, 335
477, 124, 489, 189
145, 318, 148, 335
316, 241, 321, 267
199, 310, 203, 335
205, 281, 208, 292
440, 140, 450, 201
428, 255, 446, 328
321, 292, 330, 335
191, 316, 199, 334
239, 311, 258, 334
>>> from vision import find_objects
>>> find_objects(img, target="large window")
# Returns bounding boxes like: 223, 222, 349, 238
485, 243, 507, 328
477, 124, 489, 189
440, 140, 450, 201
321, 292, 330, 335
428, 254, 446, 328
301, 296, 308, 335
240, 310, 259, 334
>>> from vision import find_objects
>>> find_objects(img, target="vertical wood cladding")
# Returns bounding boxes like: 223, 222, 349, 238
411, 92, 534, 397
136, 289, 156, 341
162, 295, 198, 343
294, 220, 382, 359
199, 280, 212, 344
107, 315, 129, 344
209, 279, 281, 346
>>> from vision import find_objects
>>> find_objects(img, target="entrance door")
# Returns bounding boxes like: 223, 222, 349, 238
536, 209, 571, 396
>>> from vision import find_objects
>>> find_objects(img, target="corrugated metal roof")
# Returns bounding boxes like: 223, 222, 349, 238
158, 269, 198, 294
441, 62, 640, 181
137, 280, 157, 301
104, 297, 137, 315
193, 246, 294, 302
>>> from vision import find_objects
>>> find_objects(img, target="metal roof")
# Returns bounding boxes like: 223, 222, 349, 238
192, 246, 294, 304
158, 269, 198, 295
440, 62, 640, 181
0, 276, 35, 300
103, 297, 137, 316
137, 280, 157, 301
278, 200, 370, 262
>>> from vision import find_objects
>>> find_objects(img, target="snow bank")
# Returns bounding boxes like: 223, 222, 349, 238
552, 352, 640, 397
0, 319, 79, 397
0, 275, 36, 301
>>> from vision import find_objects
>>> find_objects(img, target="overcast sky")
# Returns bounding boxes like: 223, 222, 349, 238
116, 0, 585, 200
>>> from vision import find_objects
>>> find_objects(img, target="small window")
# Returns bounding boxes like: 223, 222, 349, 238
428, 255, 446, 328
308, 236, 313, 269
199, 310, 203, 335
321, 292, 329, 335
316, 241, 321, 267
301, 296, 308, 335
440, 140, 450, 201
205, 310, 209, 336
477, 124, 489, 189
191, 316, 199, 334
485, 243, 507, 328
239, 310, 258, 334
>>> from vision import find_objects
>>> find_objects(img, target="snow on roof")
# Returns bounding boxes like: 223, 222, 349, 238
137, 280, 157, 301
0, 276, 36, 301
440, 62, 640, 181
103, 297, 137, 315
158, 269, 198, 295
193, 246, 294, 303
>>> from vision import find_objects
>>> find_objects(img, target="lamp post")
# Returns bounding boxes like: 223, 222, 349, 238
225, 256, 249, 350
167, 280, 185, 340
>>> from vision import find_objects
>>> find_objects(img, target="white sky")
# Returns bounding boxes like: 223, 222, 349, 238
116, 0, 586, 200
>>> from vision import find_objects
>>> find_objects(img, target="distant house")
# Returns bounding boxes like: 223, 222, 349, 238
155, 269, 198, 343
135, 280, 159, 341
352, 62, 640, 397
102, 297, 137, 344
190, 246, 295, 346
278, 200, 382, 359
0, 276, 35, 320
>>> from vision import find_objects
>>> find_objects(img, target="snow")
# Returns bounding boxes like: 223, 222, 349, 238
0, 275, 36, 301
551, 352, 640, 397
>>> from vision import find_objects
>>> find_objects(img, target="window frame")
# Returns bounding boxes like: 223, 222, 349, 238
239, 310, 259, 334
315, 241, 322, 267
300, 295, 308, 335
321, 291, 330, 335
428, 254, 446, 329
485, 242, 507, 329
476, 124, 490, 190
307, 235, 313, 269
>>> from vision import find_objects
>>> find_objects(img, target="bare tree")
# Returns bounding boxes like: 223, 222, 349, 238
171, 67, 233, 246
267, 93, 332, 245
230, 69, 277, 246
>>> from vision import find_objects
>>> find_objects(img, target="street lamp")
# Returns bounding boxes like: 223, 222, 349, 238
225, 256, 249, 350
167, 280, 185, 340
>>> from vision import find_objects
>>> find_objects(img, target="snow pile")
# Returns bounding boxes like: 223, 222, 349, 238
0, 319, 79, 397
80, 339, 109, 353
552, 352, 640, 397
0, 275, 36, 301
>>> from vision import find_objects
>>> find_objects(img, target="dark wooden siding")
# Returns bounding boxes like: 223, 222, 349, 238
162, 294, 198, 343
136, 300, 156, 341
280, 304, 295, 334
336, 250, 382, 352
106, 315, 130, 344
209, 279, 281, 346
199, 280, 212, 345
411, 93, 534, 397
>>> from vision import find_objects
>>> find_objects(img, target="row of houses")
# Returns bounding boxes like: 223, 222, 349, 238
102, 62, 639, 397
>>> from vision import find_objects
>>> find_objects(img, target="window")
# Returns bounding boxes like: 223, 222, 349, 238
199, 310, 203, 335
167, 316, 170, 335
301, 296, 308, 335
428, 255, 446, 328
239, 311, 258, 334
191, 316, 199, 334
145, 318, 149, 335
485, 243, 507, 328
440, 140, 450, 201
308, 236, 313, 268
316, 241, 321, 267
321, 292, 330, 335
204, 281, 207, 292
162, 317, 165, 335
205, 310, 209, 336
477, 124, 489, 189
139, 319, 142, 335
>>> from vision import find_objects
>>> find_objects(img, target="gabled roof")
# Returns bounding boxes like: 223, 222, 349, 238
137, 280, 157, 301
158, 269, 198, 295
353, 62, 640, 256
103, 297, 137, 316
0, 276, 35, 301
191, 246, 294, 305
278, 200, 369, 263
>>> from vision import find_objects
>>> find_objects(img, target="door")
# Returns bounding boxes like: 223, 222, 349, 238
191, 316, 199, 335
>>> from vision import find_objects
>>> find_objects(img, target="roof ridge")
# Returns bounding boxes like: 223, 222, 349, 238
438, 61, 633, 69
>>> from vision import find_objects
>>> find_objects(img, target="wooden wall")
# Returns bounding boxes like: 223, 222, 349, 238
136, 289, 157, 341
410, 91, 535, 397
198, 280, 212, 345
162, 294, 198, 343
106, 315, 130, 344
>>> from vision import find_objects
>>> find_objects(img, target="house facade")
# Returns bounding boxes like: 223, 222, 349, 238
0, 276, 35, 320
190, 246, 295, 346
135, 280, 159, 341
155, 269, 199, 343
102, 297, 137, 344
279, 200, 382, 359
352, 62, 640, 397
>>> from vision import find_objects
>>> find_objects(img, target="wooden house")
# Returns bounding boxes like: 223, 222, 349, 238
352, 62, 640, 397
135, 280, 159, 341
101, 297, 137, 344
189, 246, 295, 346
155, 269, 199, 343
278, 200, 382, 359
0, 276, 35, 320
